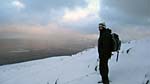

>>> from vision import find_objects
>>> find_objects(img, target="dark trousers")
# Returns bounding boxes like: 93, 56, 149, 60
99, 57, 109, 84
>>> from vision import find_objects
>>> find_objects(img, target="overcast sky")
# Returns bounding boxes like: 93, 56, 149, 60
0, 0, 150, 41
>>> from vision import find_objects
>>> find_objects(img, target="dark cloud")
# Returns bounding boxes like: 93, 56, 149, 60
101, 0, 150, 17
100, 0, 150, 27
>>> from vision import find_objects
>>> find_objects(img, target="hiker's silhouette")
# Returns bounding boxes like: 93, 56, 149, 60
98, 23, 113, 84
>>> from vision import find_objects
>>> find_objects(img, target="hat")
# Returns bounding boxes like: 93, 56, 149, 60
99, 23, 106, 28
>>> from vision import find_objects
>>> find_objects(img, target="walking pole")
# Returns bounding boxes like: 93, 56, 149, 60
116, 51, 119, 62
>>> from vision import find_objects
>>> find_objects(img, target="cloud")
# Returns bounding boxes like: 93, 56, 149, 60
0, 0, 87, 25
63, 8, 89, 22
62, 0, 100, 22
100, 0, 150, 26
12, 0, 25, 10
20, 0, 86, 13
59, 0, 100, 34
0, 0, 100, 35
0, 0, 150, 41
0, 0, 27, 24
111, 25, 150, 41
97, 0, 150, 41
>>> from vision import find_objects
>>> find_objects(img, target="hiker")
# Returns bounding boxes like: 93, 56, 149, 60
98, 23, 113, 84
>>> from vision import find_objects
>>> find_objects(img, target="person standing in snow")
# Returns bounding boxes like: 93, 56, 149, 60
98, 23, 113, 84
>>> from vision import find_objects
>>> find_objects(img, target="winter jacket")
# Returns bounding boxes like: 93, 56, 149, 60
98, 28, 113, 59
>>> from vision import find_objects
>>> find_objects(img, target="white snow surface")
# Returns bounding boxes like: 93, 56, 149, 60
0, 38, 150, 84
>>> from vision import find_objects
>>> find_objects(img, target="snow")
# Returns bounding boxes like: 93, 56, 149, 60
0, 38, 150, 84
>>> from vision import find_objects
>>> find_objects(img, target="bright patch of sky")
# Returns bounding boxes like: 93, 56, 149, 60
63, 0, 100, 22
12, 0, 25, 10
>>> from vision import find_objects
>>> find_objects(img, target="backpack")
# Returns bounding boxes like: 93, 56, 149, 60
111, 33, 121, 52
111, 33, 121, 62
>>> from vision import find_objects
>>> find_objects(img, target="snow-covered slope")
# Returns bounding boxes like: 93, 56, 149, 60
0, 38, 150, 84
